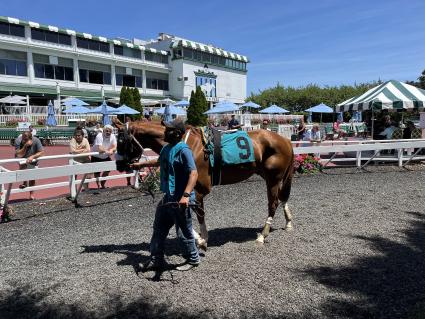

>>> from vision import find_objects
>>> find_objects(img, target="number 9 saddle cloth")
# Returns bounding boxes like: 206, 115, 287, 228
202, 128, 255, 185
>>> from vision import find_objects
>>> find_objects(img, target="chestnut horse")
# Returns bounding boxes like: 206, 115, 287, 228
116, 120, 294, 248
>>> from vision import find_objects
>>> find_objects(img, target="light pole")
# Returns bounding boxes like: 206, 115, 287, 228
56, 82, 61, 112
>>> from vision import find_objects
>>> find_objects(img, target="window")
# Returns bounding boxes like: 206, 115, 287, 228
115, 67, 142, 88
78, 60, 111, 84
173, 49, 182, 58
114, 45, 141, 59
183, 48, 193, 59
33, 54, 74, 81
31, 29, 71, 45
145, 52, 168, 64
0, 21, 25, 37
0, 49, 27, 76
77, 37, 110, 53
146, 71, 168, 90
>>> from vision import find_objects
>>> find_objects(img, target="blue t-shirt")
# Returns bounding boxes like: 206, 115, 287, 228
160, 143, 197, 201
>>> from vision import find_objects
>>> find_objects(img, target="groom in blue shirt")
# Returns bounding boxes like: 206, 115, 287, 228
131, 119, 200, 271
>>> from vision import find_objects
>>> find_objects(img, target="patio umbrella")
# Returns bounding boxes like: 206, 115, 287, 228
156, 105, 186, 115
87, 104, 121, 114
62, 97, 89, 107
100, 102, 111, 126
141, 99, 160, 106
161, 98, 175, 106
305, 103, 333, 123
116, 104, 140, 115
0, 95, 26, 104
63, 106, 91, 114
307, 113, 313, 124
46, 101, 57, 126
259, 104, 290, 114
204, 101, 240, 114
242, 101, 261, 109
174, 100, 190, 107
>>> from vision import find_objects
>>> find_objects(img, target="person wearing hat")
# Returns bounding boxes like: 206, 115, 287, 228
131, 119, 200, 272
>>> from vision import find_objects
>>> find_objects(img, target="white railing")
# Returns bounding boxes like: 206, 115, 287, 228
292, 139, 425, 168
0, 114, 117, 126
0, 150, 157, 208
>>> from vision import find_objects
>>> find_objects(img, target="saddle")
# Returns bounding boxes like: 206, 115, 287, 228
202, 128, 254, 186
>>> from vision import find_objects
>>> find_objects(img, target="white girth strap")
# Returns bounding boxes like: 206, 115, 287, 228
184, 129, 191, 143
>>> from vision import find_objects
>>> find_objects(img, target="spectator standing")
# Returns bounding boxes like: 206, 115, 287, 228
15, 131, 44, 200
70, 128, 91, 191
228, 114, 242, 130
91, 125, 117, 189
403, 121, 416, 139
28, 125, 37, 137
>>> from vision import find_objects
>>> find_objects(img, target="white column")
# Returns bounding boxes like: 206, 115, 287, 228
111, 64, 116, 91
27, 51, 34, 84
73, 58, 79, 89
142, 69, 147, 95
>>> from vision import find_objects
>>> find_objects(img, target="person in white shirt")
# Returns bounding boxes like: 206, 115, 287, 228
304, 124, 321, 143
91, 124, 117, 189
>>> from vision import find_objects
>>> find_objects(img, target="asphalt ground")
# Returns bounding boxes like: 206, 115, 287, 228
1, 165, 425, 318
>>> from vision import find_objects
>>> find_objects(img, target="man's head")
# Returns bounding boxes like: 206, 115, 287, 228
74, 128, 84, 143
21, 131, 32, 143
163, 119, 186, 145
231, 115, 235, 119
125, 116, 131, 123
312, 124, 320, 132
407, 121, 415, 129
103, 124, 113, 137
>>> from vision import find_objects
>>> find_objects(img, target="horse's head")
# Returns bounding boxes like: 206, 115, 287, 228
115, 124, 144, 172
115, 120, 165, 172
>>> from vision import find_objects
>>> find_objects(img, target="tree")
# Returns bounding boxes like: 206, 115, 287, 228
119, 86, 134, 107
132, 87, 143, 117
418, 69, 425, 89
187, 86, 208, 126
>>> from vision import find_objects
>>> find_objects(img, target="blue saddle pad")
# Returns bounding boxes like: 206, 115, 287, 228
221, 131, 255, 165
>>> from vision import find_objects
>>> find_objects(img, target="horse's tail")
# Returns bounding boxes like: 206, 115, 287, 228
278, 149, 294, 203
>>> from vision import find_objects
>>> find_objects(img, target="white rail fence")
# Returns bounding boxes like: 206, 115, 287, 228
1, 140, 425, 209
0, 114, 117, 126
0, 150, 157, 208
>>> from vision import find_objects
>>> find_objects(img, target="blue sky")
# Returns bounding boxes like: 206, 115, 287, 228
2, 0, 424, 94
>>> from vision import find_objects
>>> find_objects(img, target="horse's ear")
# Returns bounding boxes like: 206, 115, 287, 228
160, 120, 166, 127
113, 117, 124, 129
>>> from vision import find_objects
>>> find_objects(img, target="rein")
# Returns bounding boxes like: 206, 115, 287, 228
158, 200, 206, 218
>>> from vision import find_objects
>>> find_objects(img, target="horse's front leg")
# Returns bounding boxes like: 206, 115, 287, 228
256, 179, 279, 244
193, 194, 208, 251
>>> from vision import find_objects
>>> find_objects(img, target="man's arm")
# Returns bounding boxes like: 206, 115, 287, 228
16, 141, 31, 158
27, 150, 44, 163
130, 159, 160, 169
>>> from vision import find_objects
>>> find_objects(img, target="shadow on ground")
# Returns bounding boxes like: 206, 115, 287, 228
0, 282, 316, 319
303, 211, 425, 318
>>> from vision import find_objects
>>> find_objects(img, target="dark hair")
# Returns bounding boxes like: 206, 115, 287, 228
74, 128, 84, 137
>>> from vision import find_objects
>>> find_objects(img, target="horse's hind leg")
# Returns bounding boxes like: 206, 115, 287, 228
279, 176, 293, 230
256, 178, 280, 244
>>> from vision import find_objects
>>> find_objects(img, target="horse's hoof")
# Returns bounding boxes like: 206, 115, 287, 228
256, 234, 265, 245
285, 223, 294, 231
199, 243, 207, 252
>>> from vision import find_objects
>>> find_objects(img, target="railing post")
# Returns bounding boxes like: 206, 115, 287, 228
356, 151, 361, 167
68, 158, 77, 199
134, 170, 140, 189
0, 182, 4, 206
398, 148, 403, 167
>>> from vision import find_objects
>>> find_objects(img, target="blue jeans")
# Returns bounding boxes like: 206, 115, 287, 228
150, 196, 200, 264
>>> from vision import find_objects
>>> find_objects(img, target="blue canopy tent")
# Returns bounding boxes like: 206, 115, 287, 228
63, 106, 91, 114
174, 100, 190, 107
259, 104, 290, 114
116, 104, 140, 115
46, 101, 57, 126
204, 101, 240, 114
305, 103, 334, 123
87, 104, 121, 114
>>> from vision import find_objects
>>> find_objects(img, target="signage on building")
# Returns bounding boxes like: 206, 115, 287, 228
206, 97, 219, 102
195, 69, 217, 99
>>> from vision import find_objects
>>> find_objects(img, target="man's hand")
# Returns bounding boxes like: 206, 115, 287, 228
179, 196, 189, 208
26, 156, 34, 164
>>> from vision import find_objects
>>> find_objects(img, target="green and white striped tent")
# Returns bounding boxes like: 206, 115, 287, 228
336, 80, 425, 112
